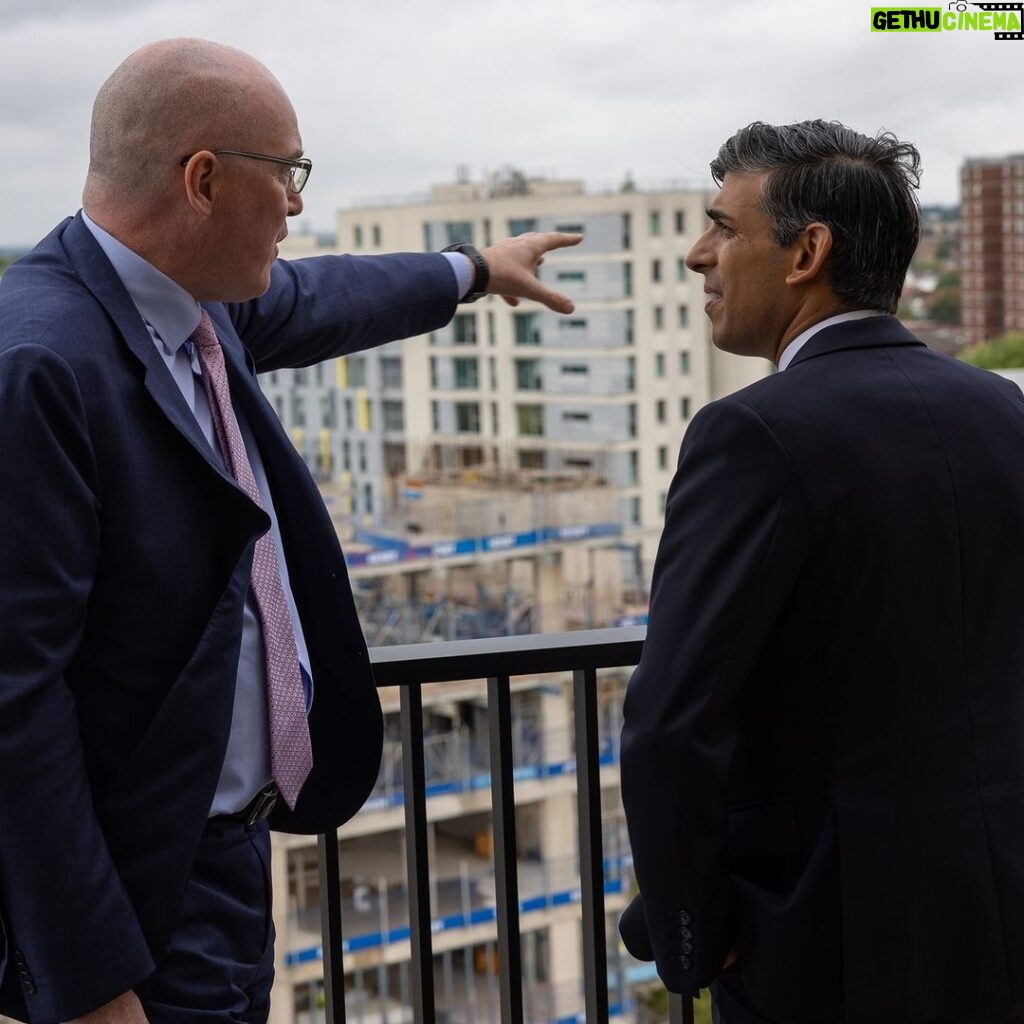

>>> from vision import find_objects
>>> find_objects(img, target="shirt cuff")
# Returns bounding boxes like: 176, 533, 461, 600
442, 251, 475, 301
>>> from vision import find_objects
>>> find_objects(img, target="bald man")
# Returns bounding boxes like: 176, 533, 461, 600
0, 39, 580, 1024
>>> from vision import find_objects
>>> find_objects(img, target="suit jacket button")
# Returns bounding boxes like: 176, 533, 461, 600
678, 910, 692, 926
679, 954, 693, 970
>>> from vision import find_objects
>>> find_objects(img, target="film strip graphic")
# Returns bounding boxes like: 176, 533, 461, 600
966, 1, 1024, 38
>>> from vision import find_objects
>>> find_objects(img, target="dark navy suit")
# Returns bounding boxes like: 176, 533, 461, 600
0, 213, 456, 1022
620, 318, 1024, 1023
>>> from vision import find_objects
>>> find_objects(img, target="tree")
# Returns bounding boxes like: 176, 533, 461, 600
959, 333, 1024, 369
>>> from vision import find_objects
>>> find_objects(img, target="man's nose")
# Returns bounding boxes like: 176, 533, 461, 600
288, 190, 304, 216
685, 230, 713, 273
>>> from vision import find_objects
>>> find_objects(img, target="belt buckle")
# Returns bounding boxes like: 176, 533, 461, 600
245, 785, 278, 828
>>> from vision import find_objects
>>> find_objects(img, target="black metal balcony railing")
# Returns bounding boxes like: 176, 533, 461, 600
314, 626, 695, 1024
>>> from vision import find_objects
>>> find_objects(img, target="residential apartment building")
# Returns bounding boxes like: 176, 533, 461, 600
262, 174, 771, 1024
960, 154, 1024, 344
272, 171, 771, 585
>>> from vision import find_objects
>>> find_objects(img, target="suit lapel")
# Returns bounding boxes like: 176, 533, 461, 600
61, 215, 238, 489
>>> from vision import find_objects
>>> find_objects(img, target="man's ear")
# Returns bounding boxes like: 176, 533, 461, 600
181, 152, 218, 217
785, 222, 832, 286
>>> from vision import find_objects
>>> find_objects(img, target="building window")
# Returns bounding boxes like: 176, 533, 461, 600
516, 404, 544, 436
445, 221, 474, 245
453, 313, 478, 345
625, 309, 635, 345
629, 449, 639, 485
353, 225, 363, 248
487, 310, 496, 346
653, 305, 664, 330
431, 400, 440, 432
675, 210, 686, 235
363, 483, 373, 515
489, 357, 497, 390
516, 359, 542, 390
292, 393, 305, 427
357, 441, 367, 473
651, 259, 662, 283
429, 356, 438, 389
559, 318, 588, 332
630, 496, 641, 526
344, 398, 353, 430
372, 224, 381, 247
628, 403, 637, 438
658, 444, 669, 470
679, 351, 690, 374
382, 400, 404, 432
557, 270, 586, 282
681, 396, 692, 420
514, 313, 541, 346
380, 357, 402, 390
519, 449, 546, 470
509, 217, 537, 235
678, 305, 689, 328
346, 357, 367, 388
562, 411, 591, 422
294, 367, 308, 386
561, 364, 588, 376
623, 262, 633, 298
677, 257, 687, 281
454, 357, 479, 389
555, 222, 584, 234
455, 402, 481, 433
491, 402, 499, 435
655, 352, 666, 378
656, 399, 667, 423
649, 210, 661, 237
320, 392, 336, 428
622, 213, 632, 250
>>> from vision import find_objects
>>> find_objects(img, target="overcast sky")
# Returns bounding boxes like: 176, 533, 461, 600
0, 0, 1020, 248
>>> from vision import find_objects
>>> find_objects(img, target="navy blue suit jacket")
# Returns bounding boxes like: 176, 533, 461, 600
0, 214, 456, 1022
620, 318, 1024, 1023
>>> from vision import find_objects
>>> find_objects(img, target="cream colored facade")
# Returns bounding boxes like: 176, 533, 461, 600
276, 174, 770, 584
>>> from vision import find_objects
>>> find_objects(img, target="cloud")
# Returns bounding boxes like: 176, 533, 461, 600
0, 0, 1020, 246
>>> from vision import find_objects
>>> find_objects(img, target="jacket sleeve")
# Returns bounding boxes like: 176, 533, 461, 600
227, 252, 460, 372
0, 343, 155, 1022
619, 398, 810, 994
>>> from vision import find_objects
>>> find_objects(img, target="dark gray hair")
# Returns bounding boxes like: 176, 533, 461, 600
710, 120, 922, 314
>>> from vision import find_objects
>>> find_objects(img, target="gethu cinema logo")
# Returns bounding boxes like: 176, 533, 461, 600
871, 3, 1023, 30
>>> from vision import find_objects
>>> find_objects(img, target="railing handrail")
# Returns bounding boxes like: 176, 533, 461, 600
319, 624, 695, 1024
368, 624, 646, 685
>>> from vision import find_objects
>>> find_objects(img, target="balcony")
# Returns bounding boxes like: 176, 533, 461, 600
307, 626, 697, 1024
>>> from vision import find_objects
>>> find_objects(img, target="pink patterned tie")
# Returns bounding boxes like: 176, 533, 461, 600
191, 311, 313, 810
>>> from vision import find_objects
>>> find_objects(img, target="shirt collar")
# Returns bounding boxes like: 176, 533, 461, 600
81, 211, 202, 354
777, 309, 887, 371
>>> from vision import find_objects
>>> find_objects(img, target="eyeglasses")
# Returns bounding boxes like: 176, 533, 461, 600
179, 149, 312, 193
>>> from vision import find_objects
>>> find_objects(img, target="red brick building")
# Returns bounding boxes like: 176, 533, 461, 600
960, 155, 1024, 344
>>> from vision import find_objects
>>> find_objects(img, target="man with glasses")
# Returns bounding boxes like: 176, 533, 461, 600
0, 37, 580, 1024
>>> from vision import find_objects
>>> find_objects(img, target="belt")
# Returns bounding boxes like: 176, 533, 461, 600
217, 784, 278, 829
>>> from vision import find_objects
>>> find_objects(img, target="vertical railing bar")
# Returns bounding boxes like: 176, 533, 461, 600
572, 666, 610, 1024
488, 673, 524, 1023
318, 828, 346, 1024
668, 990, 696, 1024
400, 683, 437, 1024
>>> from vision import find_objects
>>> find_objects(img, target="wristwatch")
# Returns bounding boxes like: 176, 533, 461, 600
442, 242, 490, 303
